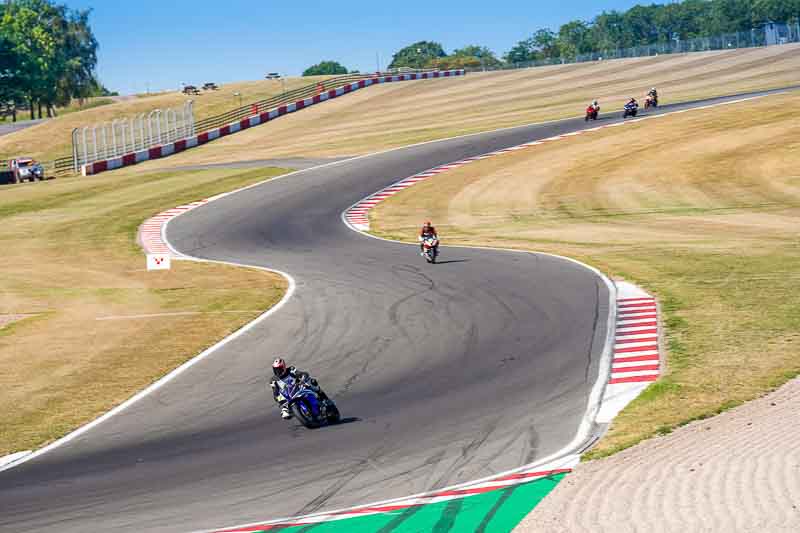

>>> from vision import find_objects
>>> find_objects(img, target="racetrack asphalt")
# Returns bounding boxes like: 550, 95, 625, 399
0, 87, 793, 533
0, 119, 46, 138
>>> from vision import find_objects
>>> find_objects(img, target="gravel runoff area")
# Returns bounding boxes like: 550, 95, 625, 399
515, 377, 800, 532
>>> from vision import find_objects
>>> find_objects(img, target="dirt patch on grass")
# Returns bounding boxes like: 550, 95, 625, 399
370, 92, 800, 457
0, 167, 288, 455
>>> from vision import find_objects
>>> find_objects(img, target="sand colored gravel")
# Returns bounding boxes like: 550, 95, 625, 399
514, 377, 800, 533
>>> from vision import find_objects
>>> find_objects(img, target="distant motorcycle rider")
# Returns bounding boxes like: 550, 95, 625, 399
625, 98, 639, 110
586, 100, 600, 120
646, 87, 658, 107
270, 358, 329, 420
419, 221, 439, 255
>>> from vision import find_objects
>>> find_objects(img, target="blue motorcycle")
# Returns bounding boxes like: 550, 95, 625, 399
283, 376, 340, 428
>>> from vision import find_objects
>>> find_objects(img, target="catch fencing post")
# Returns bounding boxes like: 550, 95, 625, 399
148, 110, 157, 147
92, 126, 98, 162
111, 119, 120, 158
129, 119, 135, 154
188, 100, 195, 136
138, 114, 145, 151
120, 119, 127, 155
71, 128, 79, 173
81, 127, 89, 167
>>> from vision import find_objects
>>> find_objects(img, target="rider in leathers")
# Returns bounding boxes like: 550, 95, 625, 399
270, 358, 330, 419
419, 221, 439, 256
647, 88, 658, 106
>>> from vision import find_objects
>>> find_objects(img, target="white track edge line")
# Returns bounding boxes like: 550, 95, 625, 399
0, 257, 297, 475
0, 108, 610, 473
203, 89, 788, 532
200, 159, 619, 533
1, 88, 780, 496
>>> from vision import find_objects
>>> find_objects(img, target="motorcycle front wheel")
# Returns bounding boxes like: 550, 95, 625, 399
291, 400, 320, 429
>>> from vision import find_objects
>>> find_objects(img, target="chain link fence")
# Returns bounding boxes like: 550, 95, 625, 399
480, 23, 800, 71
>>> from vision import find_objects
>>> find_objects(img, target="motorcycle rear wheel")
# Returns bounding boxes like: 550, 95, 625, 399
325, 401, 341, 424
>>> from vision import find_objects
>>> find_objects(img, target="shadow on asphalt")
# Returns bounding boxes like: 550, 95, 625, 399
434, 259, 470, 265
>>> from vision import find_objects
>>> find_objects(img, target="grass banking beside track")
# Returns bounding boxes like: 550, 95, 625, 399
0, 167, 288, 456
136, 44, 800, 171
0, 76, 332, 163
369, 92, 800, 457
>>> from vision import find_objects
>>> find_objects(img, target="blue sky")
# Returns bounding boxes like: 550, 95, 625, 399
66, 0, 645, 95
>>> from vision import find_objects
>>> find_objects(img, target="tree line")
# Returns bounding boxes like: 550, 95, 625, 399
387, 0, 800, 69
0, 0, 105, 122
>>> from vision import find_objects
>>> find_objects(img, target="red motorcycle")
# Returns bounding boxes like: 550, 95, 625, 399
421, 236, 439, 264
585, 105, 599, 121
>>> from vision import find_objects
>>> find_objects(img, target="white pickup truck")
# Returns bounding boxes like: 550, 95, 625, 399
9, 157, 45, 183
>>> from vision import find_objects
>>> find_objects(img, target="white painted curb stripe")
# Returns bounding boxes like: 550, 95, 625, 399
203, 90, 775, 532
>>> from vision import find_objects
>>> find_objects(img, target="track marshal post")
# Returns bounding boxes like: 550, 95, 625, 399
146, 254, 171, 271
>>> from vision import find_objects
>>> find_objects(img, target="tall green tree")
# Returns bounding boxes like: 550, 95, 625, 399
753, 0, 800, 21
532, 29, 561, 58
53, 7, 99, 113
0, 0, 98, 120
504, 37, 537, 63
505, 0, 800, 63
558, 20, 594, 58
1, 0, 58, 119
302, 60, 348, 76
388, 41, 446, 69
503, 30, 559, 64
0, 28, 25, 120
452, 45, 502, 67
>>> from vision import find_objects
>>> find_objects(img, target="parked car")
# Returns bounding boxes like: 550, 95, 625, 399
9, 157, 45, 183
265, 72, 281, 80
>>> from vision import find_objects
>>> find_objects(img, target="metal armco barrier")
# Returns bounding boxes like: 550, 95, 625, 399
0, 157, 73, 181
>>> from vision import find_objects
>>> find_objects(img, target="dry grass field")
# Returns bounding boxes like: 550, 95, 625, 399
370, 92, 800, 456
1, 45, 798, 457
0, 167, 287, 455
134, 44, 800, 171
0, 76, 331, 162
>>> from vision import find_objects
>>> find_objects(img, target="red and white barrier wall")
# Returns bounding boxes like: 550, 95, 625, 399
82, 70, 465, 176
